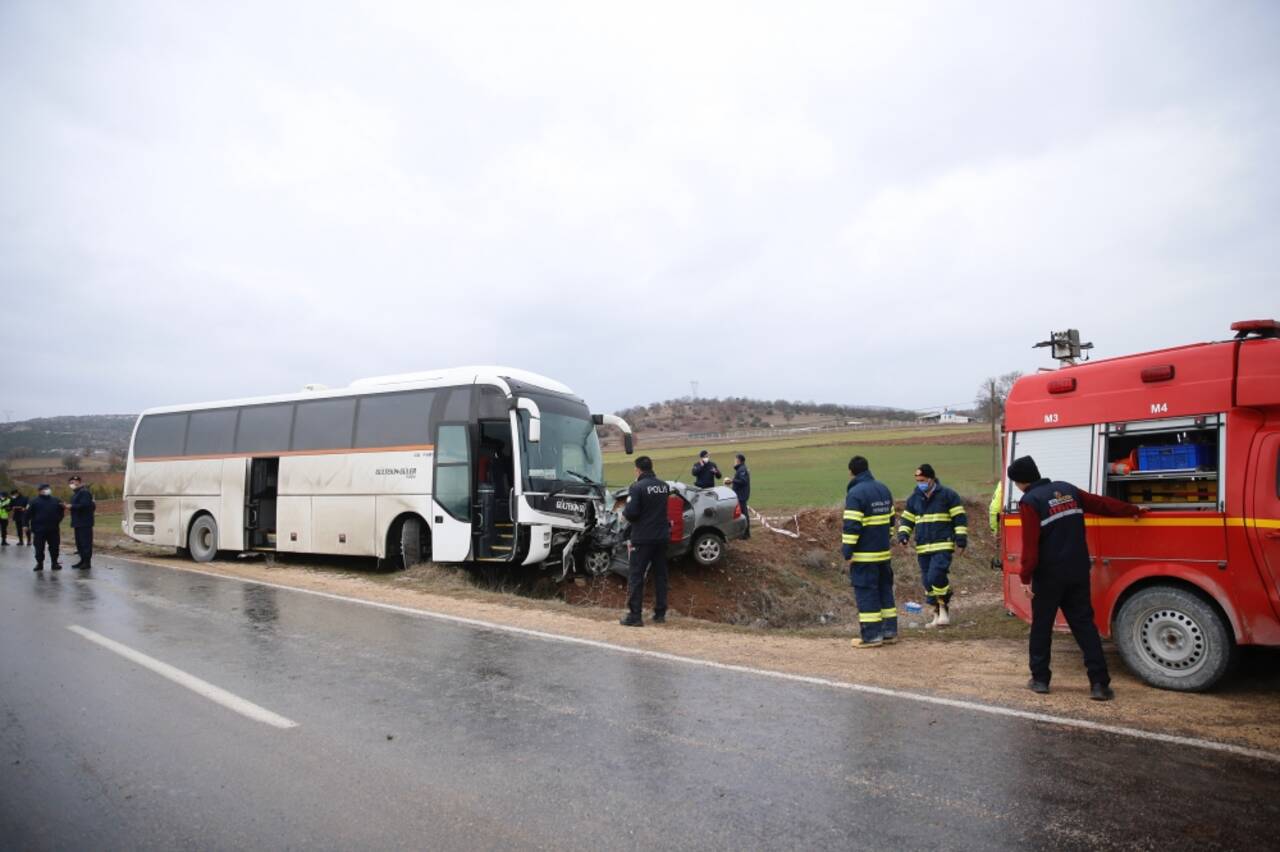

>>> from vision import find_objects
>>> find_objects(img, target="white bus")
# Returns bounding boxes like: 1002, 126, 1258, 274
123, 367, 634, 571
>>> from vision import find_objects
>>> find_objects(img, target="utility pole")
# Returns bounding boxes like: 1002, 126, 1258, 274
989, 378, 1000, 482
690, 380, 699, 400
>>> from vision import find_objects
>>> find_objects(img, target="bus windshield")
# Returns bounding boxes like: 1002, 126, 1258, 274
518, 395, 603, 492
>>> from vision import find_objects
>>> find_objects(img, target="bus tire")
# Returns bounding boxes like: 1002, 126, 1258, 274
1114, 585, 1234, 692
188, 515, 218, 563
393, 515, 429, 570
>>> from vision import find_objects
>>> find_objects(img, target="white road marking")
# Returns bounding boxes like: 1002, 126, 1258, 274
135, 559, 1280, 764
67, 625, 299, 730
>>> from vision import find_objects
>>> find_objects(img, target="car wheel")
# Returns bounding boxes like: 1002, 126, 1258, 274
690, 531, 724, 567
188, 515, 218, 563
584, 549, 612, 576
1114, 585, 1234, 692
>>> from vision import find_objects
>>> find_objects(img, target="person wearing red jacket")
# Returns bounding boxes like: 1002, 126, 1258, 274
1008, 455, 1143, 701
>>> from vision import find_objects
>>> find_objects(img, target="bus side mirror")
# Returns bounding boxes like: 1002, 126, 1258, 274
599, 414, 634, 455
517, 398, 542, 443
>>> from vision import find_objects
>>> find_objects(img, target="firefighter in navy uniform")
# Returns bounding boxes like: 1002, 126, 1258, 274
28, 484, 66, 571
1008, 455, 1142, 701
897, 463, 968, 628
620, 456, 673, 627
842, 456, 898, 648
68, 475, 95, 569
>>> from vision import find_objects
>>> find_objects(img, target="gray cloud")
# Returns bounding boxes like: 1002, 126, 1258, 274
2, 1, 1277, 420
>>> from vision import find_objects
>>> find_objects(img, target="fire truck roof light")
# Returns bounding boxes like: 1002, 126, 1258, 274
1141, 365, 1175, 383
1047, 377, 1077, 394
1231, 319, 1279, 339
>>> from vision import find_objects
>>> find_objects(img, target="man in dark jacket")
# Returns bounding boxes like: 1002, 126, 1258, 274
10, 489, 29, 545
28, 484, 66, 571
691, 450, 721, 488
621, 456, 672, 626
68, 475, 96, 569
1008, 455, 1142, 701
726, 453, 751, 539
896, 463, 968, 628
843, 456, 898, 648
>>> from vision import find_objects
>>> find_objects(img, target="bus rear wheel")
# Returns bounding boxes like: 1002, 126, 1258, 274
188, 515, 218, 563
1114, 585, 1234, 692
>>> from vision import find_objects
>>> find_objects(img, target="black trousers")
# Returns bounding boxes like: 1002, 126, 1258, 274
1029, 574, 1110, 687
34, 528, 60, 566
74, 525, 93, 563
0, 517, 7, 542
626, 542, 668, 619
15, 517, 27, 544
739, 498, 750, 538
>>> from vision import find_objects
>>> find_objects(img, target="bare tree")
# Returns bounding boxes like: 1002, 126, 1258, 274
976, 371, 1023, 479
61, 453, 81, 471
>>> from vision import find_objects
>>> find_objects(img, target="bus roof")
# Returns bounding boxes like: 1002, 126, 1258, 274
139, 366, 576, 417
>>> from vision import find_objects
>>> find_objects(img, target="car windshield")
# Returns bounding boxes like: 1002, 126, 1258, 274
518, 395, 603, 492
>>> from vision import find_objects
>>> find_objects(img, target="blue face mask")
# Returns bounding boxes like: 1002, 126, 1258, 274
916, 481, 930, 492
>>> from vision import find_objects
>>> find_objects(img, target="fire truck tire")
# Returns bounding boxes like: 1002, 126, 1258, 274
1114, 586, 1234, 692
690, 530, 725, 567
187, 515, 218, 563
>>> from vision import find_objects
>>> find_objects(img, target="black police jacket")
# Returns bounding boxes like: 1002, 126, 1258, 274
623, 472, 672, 544
691, 459, 721, 488
28, 494, 65, 533
70, 488, 96, 528
730, 463, 750, 502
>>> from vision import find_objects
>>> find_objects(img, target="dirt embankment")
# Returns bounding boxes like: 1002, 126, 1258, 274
99, 503, 1280, 756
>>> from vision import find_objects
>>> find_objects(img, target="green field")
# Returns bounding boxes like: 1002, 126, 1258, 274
604, 427, 995, 510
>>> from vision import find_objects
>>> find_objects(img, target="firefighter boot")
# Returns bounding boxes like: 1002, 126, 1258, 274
925, 604, 942, 628
936, 600, 951, 627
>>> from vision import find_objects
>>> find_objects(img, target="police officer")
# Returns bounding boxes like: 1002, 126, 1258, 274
842, 456, 898, 648
896, 463, 968, 628
1008, 455, 1142, 701
9, 489, 29, 545
0, 490, 10, 545
725, 453, 750, 538
28, 484, 66, 571
691, 450, 721, 489
621, 456, 672, 627
68, 475, 95, 569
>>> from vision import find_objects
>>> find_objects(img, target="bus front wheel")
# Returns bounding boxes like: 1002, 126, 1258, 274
188, 515, 218, 563
393, 515, 430, 570
1114, 585, 1234, 692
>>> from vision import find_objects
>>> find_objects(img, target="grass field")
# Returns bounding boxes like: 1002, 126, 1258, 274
604, 426, 996, 510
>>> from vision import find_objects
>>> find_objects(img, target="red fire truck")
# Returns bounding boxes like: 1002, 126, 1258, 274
1000, 320, 1280, 691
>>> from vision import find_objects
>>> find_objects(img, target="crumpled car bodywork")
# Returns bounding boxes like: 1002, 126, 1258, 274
582, 481, 748, 576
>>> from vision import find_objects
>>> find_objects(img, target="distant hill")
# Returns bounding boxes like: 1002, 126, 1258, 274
614, 398, 918, 436
0, 414, 136, 457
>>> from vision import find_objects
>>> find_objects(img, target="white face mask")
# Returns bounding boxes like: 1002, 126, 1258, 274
39, 489, 51, 496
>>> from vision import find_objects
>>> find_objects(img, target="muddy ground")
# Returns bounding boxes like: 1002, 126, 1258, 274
93, 503, 1280, 755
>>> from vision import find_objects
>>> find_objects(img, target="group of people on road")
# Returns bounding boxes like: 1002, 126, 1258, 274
1, 477, 95, 571
624, 446, 1142, 701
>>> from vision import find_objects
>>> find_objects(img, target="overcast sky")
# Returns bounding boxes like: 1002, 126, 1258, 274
2, 1, 1277, 421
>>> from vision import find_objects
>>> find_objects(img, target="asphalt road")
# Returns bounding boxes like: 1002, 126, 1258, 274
2, 545, 1278, 851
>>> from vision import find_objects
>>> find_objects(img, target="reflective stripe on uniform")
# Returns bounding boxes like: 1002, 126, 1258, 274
919, 513, 952, 523
900, 511, 918, 523
860, 512, 894, 526
844, 509, 864, 520
930, 585, 951, 597
880, 608, 898, 619
948, 505, 965, 517
850, 550, 892, 562
858, 611, 883, 623
954, 526, 969, 536
842, 534, 859, 545
915, 541, 955, 554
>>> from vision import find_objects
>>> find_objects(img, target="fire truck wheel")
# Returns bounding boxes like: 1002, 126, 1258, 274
690, 530, 724, 567
1114, 586, 1234, 692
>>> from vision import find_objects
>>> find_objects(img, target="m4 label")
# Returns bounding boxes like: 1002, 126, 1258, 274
1150, 402, 1169, 415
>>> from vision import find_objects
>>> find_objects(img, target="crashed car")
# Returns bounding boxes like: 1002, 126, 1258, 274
582, 482, 747, 575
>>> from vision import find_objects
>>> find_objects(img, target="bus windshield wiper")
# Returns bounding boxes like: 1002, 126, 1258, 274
565, 470, 597, 485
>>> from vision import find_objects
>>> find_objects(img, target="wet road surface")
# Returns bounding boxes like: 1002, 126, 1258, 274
2, 547, 1278, 850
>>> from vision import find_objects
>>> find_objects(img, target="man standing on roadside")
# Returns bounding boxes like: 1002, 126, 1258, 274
726, 453, 751, 538
842, 456, 898, 648
896, 463, 967, 628
621, 456, 672, 627
0, 490, 10, 545
691, 450, 721, 488
28, 484, 65, 571
10, 489, 29, 545
69, 475, 95, 569
1008, 455, 1142, 701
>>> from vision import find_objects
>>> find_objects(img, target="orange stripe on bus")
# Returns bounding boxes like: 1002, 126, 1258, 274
135, 444, 435, 462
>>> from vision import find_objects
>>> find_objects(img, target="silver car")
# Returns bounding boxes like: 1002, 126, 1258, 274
586, 482, 747, 575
